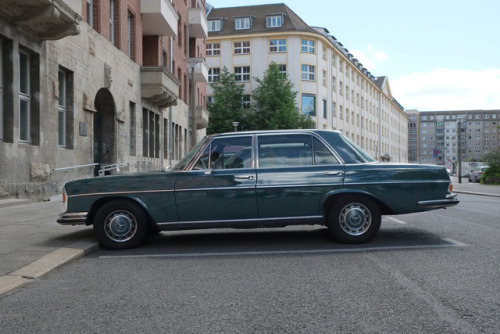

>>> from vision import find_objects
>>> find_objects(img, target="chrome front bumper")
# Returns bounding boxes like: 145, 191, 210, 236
417, 193, 459, 209
57, 212, 88, 225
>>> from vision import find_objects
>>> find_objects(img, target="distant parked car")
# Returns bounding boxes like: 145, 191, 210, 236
469, 166, 489, 183
58, 130, 459, 250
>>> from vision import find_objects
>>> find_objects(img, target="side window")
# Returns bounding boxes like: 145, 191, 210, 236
313, 137, 340, 165
258, 134, 340, 167
193, 136, 252, 170
258, 134, 313, 167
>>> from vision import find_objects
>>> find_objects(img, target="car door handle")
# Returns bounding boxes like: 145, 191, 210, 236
235, 175, 254, 180
324, 171, 344, 176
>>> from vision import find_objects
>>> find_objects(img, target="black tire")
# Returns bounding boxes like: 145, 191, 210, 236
327, 196, 381, 244
93, 200, 148, 250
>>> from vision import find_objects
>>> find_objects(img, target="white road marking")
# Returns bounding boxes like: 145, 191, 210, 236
99, 238, 467, 259
384, 217, 408, 224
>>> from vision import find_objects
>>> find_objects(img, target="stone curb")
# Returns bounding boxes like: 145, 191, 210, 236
453, 190, 500, 198
0, 240, 100, 297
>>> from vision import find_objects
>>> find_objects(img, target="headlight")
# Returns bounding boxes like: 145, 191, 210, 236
62, 187, 68, 211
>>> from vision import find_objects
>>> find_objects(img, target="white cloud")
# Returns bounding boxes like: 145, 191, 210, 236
391, 68, 500, 111
351, 45, 387, 71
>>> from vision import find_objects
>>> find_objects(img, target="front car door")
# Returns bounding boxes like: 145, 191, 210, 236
174, 135, 258, 222
256, 133, 344, 219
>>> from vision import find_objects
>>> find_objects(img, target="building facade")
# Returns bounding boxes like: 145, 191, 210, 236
0, 0, 209, 200
206, 4, 408, 162
407, 109, 500, 169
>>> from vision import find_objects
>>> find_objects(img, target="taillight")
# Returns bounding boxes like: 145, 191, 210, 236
449, 184, 453, 192
62, 188, 68, 211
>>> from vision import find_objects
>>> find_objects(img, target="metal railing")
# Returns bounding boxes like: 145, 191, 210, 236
53, 163, 98, 178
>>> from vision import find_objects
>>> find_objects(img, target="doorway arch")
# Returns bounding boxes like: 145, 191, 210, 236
93, 88, 116, 175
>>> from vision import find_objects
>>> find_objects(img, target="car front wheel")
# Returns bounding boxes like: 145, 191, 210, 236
327, 196, 381, 244
93, 200, 148, 250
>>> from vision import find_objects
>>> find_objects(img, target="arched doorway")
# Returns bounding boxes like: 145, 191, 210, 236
93, 89, 116, 176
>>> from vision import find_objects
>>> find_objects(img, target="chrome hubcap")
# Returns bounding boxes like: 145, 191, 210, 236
339, 203, 371, 236
105, 211, 137, 242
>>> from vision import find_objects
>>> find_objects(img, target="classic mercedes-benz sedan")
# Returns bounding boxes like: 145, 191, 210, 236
58, 130, 458, 249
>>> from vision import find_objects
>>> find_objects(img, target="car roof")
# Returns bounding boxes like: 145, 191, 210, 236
209, 129, 343, 138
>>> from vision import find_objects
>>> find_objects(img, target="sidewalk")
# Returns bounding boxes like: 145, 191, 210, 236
1, 178, 499, 297
450, 176, 500, 197
0, 198, 98, 296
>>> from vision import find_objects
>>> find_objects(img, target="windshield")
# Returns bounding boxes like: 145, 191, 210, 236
171, 138, 208, 171
340, 133, 376, 163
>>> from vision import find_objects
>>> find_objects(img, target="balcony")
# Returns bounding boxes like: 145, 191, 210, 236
188, 7, 207, 39
196, 105, 209, 129
141, 67, 181, 108
141, 0, 178, 37
0, 0, 82, 40
186, 58, 208, 83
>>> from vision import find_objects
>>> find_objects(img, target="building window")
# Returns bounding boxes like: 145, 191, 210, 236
58, 69, 67, 147
19, 50, 30, 142
129, 102, 136, 156
242, 95, 251, 110
266, 15, 282, 28
208, 68, 220, 83
322, 70, 327, 86
207, 43, 220, 56
234, 66, 250, 82
235, 17, 251, 30
301, 65, 315, 81
127, 11, 135, 60
301, 39, 315, 53
301, 94, 316, 116
110, 0, 115, 45
208, 20, 221, 32
323, 99, 327, 119
269, 39, 286, 52
234, 41, 250, 55
142, 108, 160, 158
86, 0, 93, 27
277, 64, 287, 77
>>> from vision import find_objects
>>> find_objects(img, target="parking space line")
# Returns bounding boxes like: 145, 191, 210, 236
99, 238, 467, 259
384, 217, 408, 224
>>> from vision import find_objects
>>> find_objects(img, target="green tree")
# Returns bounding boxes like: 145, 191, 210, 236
207, 67, 246, 134
251, 63, 313, 130
482, 149, 500, 184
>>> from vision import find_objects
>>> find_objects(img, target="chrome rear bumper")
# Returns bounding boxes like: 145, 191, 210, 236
417, 193, 459, 209
57, 212, 88, 225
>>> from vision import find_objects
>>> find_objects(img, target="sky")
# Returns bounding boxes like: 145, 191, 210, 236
206, 0, 500, 111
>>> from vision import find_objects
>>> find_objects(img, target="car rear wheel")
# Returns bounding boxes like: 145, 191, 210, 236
327, 196, 381, 244
93, 200, 148, 250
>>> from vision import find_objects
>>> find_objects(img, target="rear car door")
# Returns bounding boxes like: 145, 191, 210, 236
255, 133, 344, 219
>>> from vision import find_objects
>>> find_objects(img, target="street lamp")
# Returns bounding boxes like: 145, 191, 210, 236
232, 121, 239, 132
185, 58, 203, 148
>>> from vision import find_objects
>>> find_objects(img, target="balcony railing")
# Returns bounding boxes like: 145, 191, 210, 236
141, 66, 181, 108
196, 105, 209, 129
0, 0, 82, 40
141, 0, 178, 37
187, 58, 208, 83
188, 7, 208, 39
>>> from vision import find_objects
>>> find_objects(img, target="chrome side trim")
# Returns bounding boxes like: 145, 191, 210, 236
68, 189, 174, 199
157, 215, 324, 227
57, 212, 88, 225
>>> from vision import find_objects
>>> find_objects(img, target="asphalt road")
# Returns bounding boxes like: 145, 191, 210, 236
0, 193, 498, 334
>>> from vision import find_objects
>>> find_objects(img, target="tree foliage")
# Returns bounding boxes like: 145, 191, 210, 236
481, 149, 500, 184
207, 67, 246, 134
251, 63, 313, 130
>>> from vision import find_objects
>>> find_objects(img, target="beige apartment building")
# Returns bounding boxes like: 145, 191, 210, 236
206, 4, 408, 162
0, 0, 209, 200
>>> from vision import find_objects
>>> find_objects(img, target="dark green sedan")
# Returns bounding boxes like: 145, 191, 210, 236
58, 130, 458, 249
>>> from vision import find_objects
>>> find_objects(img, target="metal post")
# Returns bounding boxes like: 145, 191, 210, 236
190, 64, 197, 148
457, 120, 462, 183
